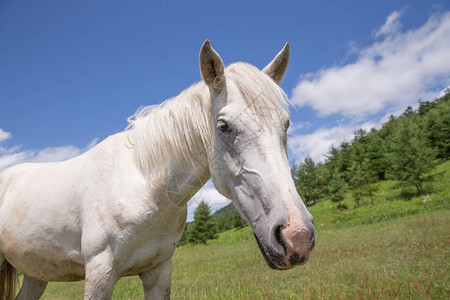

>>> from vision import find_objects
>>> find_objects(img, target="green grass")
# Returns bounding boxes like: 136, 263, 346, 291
20, 161, 450, 299
36, 209, 449, 299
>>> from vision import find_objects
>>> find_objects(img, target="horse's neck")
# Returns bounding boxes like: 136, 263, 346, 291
85, 131, 210, 210
163, 159, 211, 207
130, 83, 213, 207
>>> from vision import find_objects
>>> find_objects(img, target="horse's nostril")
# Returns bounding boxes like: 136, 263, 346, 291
275, 225, 287, 254
309, 231, 316, 251
309, 230, 315, 243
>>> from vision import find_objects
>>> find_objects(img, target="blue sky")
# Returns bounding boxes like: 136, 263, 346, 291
1, 1, 449, 219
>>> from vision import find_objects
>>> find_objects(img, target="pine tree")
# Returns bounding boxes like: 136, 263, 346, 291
389, 116, 436, 195
294, 156, 327, 206
188, 201, 217, 245
421, 94, 450, 159
232, 211, 246, 229
214, 214, 234, 233
328, 168, 346, 209
349, 159, 378, 206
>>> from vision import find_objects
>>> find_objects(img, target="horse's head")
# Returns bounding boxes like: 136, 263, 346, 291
199, 40, 315, 269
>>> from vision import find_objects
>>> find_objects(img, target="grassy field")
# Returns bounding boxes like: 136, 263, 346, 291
20, 161, 450, 299
31, 209, 449, 299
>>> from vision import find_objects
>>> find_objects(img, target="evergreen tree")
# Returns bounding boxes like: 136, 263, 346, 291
214, 214, 234, 233
232, 211, 246, 229
349, 159, 378, 206
325, 143, 353, 183
294, 156, 327, 206
421, 94, 450, 159
352, 128, 388, 180
389, 116, 436, 195
325, 145, 341, 174
188, 201, 217, 245
328, 168, 346, 209
367, 129, 389, 180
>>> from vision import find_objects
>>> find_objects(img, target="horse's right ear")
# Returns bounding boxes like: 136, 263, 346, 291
262, 43, 290, 84
199, 40, 225, 90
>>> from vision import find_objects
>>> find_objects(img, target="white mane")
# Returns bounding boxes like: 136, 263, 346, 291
126, 62, 289, 178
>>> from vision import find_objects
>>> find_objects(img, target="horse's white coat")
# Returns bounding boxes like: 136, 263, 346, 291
0, 41, 315, 299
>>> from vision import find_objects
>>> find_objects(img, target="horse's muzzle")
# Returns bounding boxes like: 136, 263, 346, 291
253, 218, 315, 270
279, 214, 315, 268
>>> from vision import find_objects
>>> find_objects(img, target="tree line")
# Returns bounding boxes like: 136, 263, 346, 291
292, 92, 449, 209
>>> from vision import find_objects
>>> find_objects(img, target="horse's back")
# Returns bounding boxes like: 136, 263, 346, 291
0, 162, 63, 226
0, 160, 81, 220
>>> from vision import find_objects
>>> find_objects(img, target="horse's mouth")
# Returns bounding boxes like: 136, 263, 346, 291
253, 233, 290, 270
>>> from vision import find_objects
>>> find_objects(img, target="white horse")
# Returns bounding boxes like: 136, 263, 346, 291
0, 41, 315, 299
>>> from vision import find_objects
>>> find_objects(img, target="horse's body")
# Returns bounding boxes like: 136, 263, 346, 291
0, 41, 315, 299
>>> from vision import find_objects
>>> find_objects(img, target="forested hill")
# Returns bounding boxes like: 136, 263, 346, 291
212, 202, 236, 217
292, 92, 450, 208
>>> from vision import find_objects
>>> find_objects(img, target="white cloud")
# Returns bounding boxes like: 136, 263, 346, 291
288, 10, 450, 163
439, 85, 450, 98
287, 121, 311, 135
291, 11, 450, 118
288, 125, 355, 163
0, 129, 98, 171
288, 118, 385, 163
28, 145, 85, 163
0, 151, 33, 171
187, 179, 231, 222
375, 9, 404, 37
0, 129, 12, 143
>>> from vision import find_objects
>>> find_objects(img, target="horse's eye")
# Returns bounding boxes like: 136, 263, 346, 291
217, 120, 229, 132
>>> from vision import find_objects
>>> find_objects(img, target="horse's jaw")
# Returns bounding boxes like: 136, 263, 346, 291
225, 168, 315, 270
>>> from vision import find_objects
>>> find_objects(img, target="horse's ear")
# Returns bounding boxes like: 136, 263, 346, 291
262, 43, 290, 84
199, 40, 225, 90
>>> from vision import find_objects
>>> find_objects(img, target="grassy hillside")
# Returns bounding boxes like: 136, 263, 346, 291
308, 160, 450, 229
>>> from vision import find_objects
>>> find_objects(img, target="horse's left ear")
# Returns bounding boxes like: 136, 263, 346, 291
199, 40, 225, 90
262, 43, 290, 84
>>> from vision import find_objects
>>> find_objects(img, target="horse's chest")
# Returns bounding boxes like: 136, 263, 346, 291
121, 237, 177, 276
117, 206, 187, 276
